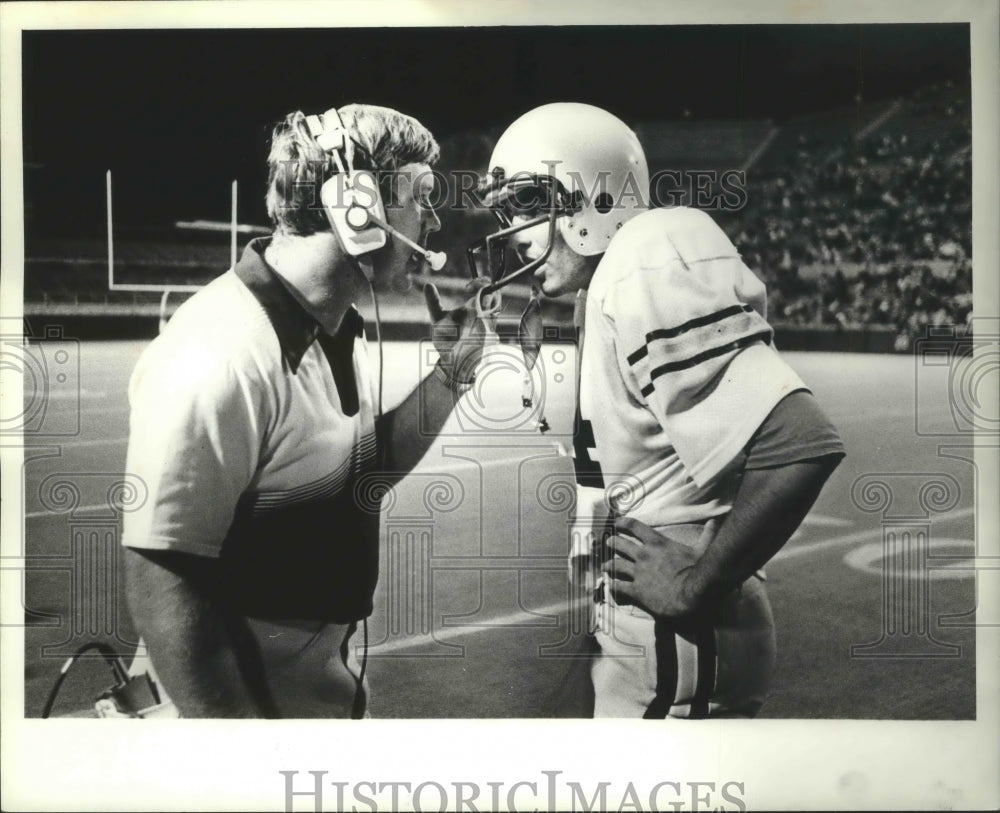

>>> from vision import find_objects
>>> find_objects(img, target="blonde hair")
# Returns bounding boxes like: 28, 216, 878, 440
265, 104, 440, 235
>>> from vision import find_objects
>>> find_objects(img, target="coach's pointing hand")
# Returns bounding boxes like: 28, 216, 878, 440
424, 279, 498, 391
602, 516, 711, 619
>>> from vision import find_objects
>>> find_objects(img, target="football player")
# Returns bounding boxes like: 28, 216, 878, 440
470, 103, 845, 717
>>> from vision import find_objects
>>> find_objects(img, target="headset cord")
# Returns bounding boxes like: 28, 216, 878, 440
348, 273, 377, 720
41, 642, 130, 719
367, 275, 384, 419
350, 618, 370, 720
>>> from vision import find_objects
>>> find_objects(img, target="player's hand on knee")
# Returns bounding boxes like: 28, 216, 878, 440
601, 515, 701, 619
424, 279, 499, 388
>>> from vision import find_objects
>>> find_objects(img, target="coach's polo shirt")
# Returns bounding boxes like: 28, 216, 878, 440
123, 239, 380, 622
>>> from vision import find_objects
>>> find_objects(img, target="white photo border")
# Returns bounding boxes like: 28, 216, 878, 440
2, 1, 997, 810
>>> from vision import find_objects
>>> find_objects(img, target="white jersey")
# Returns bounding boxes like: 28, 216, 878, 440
578, 206, 806, 528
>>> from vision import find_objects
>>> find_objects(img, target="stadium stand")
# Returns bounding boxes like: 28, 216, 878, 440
633, 117, 776, 172
23, 81, 972, 350
720, 80, 972, 349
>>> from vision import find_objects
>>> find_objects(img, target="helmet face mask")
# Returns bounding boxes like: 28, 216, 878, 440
466, 172, 580, 285
469, 103, 650, 291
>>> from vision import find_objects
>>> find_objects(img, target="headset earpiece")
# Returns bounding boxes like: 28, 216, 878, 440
308, 109, 387, 258
319, 169, 387, 257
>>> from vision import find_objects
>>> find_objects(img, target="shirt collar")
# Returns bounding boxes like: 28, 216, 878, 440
234, 237, 364, 373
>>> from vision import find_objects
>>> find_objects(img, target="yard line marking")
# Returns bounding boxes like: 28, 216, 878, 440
35, 390, 109, 401
771, 505, 976, 563
25, 503, 127, 520
830, 407, 956, 424
368, 597, 586, 656
66, 436, 128, 448
25, 436, 128, 451
788, 512, 853, 541
800, 514, 854, 528
44, 404, 131, 414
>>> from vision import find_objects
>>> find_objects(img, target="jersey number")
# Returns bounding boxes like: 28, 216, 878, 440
573, 414, 605, 488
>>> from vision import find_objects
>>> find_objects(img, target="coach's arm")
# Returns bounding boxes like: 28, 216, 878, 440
125, 547, 269, 718
375, 282, 495, 482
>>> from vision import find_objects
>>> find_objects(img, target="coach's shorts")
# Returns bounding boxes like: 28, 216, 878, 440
129, 619, 370, 719
591, 523, 776, 719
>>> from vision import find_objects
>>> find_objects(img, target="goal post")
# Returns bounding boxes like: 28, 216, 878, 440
105, 171, 267, 332
105, 169, 203, 294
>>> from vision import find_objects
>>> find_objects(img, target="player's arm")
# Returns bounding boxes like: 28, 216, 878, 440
606, 391, 845, 618
376, 282, 495, 481
124, 547, 268, 718
680, 455, 840, 611
681, 390, 845, 608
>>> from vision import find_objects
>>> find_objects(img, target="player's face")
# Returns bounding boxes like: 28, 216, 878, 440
375, 162, 441, 287
510, 215, 598, 297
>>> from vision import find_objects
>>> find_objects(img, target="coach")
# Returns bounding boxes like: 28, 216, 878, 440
122, 104, 491, 718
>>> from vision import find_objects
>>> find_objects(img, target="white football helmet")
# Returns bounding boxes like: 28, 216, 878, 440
469, 103, 649, 288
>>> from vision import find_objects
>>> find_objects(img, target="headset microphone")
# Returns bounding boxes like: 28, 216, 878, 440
344, 205, 446, 271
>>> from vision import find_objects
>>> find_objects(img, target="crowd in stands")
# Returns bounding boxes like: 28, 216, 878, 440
727, 81, 972, 349
766, 261, 973, 351
26, 83, 973, 351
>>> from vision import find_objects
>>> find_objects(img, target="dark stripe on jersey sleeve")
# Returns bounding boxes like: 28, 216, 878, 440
639, 329, 774, 398
643, 619, 680, 719
626, 304, 755, 366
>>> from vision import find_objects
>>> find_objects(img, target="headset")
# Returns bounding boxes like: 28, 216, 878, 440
305, 108, 445, 277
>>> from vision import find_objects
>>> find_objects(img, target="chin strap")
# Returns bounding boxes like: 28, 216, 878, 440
517, 287, 550, 434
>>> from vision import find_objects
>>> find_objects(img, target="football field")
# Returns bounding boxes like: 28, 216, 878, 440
17, 341, 978, 719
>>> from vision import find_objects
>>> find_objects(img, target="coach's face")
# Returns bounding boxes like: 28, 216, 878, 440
511, 215, 598, 298
374, 162, 440, 288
